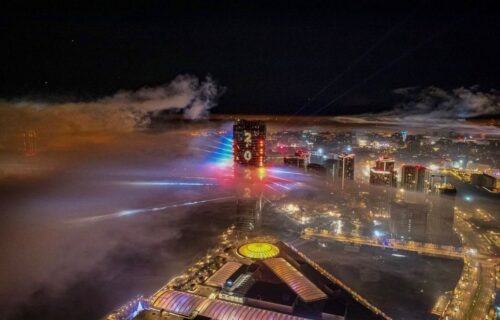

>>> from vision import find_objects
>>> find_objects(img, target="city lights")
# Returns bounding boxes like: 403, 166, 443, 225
3, 3, 500, 320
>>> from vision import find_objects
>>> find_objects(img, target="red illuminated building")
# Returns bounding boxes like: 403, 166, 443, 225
370, 156, 397, 187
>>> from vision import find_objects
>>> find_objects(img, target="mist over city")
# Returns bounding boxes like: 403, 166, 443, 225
1, 2, 499, 320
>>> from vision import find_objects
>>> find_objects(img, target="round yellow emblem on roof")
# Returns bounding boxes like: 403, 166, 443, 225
238, 242, 279, 259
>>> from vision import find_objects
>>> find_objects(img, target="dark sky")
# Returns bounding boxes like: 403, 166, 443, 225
1, 0, 499, 115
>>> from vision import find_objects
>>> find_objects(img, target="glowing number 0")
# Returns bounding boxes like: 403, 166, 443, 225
244, 150, 252, 161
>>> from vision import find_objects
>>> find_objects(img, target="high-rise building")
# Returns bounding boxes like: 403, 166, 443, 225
405, 135, 423, 153
335, 153, 355, 180
233, 120, 266, 167
401, 130, 408, 142
370, 170, 397, 186
374, 156, 395, 172
401, 165, 429, 192
325, 153, 355, 185
369, 156, 397, 187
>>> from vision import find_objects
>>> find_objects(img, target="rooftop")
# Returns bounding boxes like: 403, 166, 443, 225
152, 289, 307, 320
238, 242, 280, 259
205, 261, 242, 288
263, 257, 327, 303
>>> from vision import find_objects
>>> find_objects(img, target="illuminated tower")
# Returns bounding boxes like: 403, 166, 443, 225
401, 130, 408, 142
369, 156, 397, 187
401, 164, 429, 192
233, 120, 266, 167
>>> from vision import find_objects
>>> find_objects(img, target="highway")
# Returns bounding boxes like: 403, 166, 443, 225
468, 262, 496, 320
439, 208, 498, 320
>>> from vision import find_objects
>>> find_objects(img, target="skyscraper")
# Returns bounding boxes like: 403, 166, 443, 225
233, 120, 266, 167
374, 156, 395, 172
336, 153, 355, 180
326, 153, 355, 186
401, 165, 429, 192
370, 156, 397, 187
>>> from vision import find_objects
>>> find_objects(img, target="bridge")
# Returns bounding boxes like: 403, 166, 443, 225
302, 229, 464, 260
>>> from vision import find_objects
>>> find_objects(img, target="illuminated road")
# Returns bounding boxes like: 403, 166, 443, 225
441, 208, 498, 320
302, 212, 498, 320
468, 262, 496, 320
302, 229, 464, 259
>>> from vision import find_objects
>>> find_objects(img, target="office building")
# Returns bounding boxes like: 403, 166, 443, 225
369, 157, 397, 187
331, 153, 355, 180
401, 165, 429, 192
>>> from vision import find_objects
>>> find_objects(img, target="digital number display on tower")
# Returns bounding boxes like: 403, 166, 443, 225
233, 120, 266, 167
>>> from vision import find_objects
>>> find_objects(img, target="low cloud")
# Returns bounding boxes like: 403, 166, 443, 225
333, 86, 500, 134
0, 127, 235, 319
0, 74, 224, 133
391, 86, 500, 119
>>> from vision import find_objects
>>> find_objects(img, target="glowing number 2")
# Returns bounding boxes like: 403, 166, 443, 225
244, 131, 252, 147
243, 150, 252, 161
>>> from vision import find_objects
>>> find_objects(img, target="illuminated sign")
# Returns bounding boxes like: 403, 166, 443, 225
233, 120, 266, 167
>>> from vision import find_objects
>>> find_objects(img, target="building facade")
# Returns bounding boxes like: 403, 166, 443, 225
470, 173, 499, 192
401, 165, 429, 192
332, 153, 355, 181
370, 157, 397, 187
233, 120, 266, 167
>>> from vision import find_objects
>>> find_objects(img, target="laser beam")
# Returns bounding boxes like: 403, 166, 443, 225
70, 196, 236, 224
123, 181, 216, 187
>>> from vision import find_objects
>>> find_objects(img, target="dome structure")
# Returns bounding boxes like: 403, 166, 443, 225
238, 242, 279, 259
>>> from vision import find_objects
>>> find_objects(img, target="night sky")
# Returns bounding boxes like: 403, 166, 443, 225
1, 1, 499, 115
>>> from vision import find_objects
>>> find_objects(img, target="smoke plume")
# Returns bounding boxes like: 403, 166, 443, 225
0, 74, 223, 133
